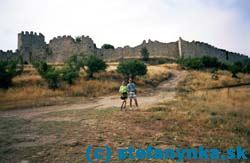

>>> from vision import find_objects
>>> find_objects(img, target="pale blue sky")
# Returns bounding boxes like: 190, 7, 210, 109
0, 0, 249, 56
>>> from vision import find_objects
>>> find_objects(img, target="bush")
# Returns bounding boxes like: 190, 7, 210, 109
177, 57, 204, 70
140, 47, 149, 61
201, 56, 220, 68
34, 54, 107, 87
33, 61, 50, 78
117, 60, 147, 77
44, 68, 61, 89
66, 55, 85, 72
0, 59, 23, 89
177, 56, 223, 70
178, 56, 234, 70
101, 44, 114, 49
61, 66, 79, 85
33, 62, 61, 89
229, 62, 244, 78
242, 59, 250, 73
84, 55, 107, 78
177, 56, 250, 78
75, 36, 82, 43
61, 55, 84, 84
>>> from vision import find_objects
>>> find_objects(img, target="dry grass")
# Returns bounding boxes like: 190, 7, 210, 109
65, 79, 119, 97
1, 86, 249, 162
0, 79, 119, 109
0, 63, 172, 110
12, 75, 43, 87
2, 63, 249, 111
0, 86, 63, 102
97, 86, 250, 152
178, 70, 250, 91
1, 63, 250, 162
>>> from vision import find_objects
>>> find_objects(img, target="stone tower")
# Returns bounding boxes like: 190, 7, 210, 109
18, 31, 47, 63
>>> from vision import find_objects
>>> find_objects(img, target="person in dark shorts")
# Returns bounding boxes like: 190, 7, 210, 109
119, 80, 128, 111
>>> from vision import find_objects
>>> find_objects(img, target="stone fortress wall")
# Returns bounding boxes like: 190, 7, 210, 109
180, 38, 248, 63
100, 40, 179, 62
18, 31, 48, 63
0, 31, 248, 63
47, 35, 97, 63
0, 50, 20, 61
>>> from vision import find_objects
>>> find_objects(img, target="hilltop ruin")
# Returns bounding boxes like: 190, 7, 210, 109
0, 31, 248, 63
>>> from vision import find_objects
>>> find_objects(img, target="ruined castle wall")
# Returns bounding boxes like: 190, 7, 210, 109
180, 39, 248, 63
1, 31, 249, 64
101, 40, 179, 61
226, 52, 248, 63
18, 31, 47, 63
100, 46, 140, 61
141, 40, 179, 59
0, 50, 20, 61
18, 31, 45, 49
48, 35, 97, 63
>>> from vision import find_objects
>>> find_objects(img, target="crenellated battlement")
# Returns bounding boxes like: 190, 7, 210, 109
17, 31, 47, 63
18, 31, 45, 50
47, 34, 98, 62
0, 49, 20, 61
18, 31, 44, 38
0, 31, 249, 63
49, 35, 74, 43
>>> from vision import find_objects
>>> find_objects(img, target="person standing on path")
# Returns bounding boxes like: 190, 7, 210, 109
119, 80, 128, 111
127, 78, 139, 109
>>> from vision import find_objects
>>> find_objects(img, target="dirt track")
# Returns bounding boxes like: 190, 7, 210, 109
0, 70, 187, 120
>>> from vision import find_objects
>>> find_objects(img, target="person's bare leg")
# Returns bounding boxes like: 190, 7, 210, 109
130, 98, 132, 108
121, 101, 124, 111
134, 98, 138, 107
124, 100, 127, 111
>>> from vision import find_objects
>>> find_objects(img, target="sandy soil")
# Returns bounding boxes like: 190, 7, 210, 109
0, 70, 187, 120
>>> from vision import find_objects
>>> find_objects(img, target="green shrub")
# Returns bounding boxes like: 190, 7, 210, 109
177, 57, 204, 70
33, 62, 61, 89
158, 59, 166, 64
66, 55, 85, 72
117, 60, 147, 77
242, 59, 250, 73
33, 61, 50, 78
229, 62, 243, 78
0, 59, 23, 89
84, 55, 107, 78
219, 62, 229, 70
201, 56, 220, 68
61, 55, 84, 84
101, 44, 114, 49
177, 56, 227, 70
44, 68, 61, 89
75, 36, 82, 43
61, 66, 79, 85
140, 47, 149, 61
177, 56, 249, 78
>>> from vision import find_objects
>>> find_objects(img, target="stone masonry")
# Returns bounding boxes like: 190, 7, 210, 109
0, 31, 248, 63
18, 31, 48, 63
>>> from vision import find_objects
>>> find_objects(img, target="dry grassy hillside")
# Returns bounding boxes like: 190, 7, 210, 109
0, 63, 171, 110
178, 70, 250, 91
0, 63, 250, 162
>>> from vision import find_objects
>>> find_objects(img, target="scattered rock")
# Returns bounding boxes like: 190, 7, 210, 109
211, 74, 219, 80
63, 140, 79, 147
20, 160, 29, 163
36, 151, 44, 156
36, 151, 50, 157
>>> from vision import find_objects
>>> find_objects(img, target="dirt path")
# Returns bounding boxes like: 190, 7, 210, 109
0, 70, 187, 120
